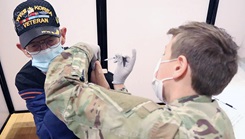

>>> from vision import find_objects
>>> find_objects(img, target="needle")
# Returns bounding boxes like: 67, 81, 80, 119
104, 56, 127, 67
104, 57, 115, 61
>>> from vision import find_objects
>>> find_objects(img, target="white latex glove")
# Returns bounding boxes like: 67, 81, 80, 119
112, 49, 136, 84
90, 44, 101, 69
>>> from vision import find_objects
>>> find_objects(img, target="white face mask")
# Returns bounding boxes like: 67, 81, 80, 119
29, 42, 64, 73
152, 59, 177, 102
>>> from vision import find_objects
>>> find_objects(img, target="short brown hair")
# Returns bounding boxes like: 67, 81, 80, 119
167, 21, 238, 96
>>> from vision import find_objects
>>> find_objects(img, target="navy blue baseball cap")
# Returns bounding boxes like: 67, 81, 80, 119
13, 0, 61, 48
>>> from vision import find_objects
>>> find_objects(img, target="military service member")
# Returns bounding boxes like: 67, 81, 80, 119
45, 21, 237, 139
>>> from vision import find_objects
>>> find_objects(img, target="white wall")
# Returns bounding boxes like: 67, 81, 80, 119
107, 0, 209, 102
0, 0, 97, 110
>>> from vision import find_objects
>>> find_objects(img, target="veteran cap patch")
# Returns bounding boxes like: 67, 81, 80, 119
13, 0, 60, 48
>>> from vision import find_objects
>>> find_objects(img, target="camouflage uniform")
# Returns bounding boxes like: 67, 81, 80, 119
45, 42, 235, 139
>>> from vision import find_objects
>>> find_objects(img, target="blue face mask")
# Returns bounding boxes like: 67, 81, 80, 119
30, 42, 64, 73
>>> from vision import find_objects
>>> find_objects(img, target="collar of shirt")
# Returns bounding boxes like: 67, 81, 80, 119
166, 95, 213, 109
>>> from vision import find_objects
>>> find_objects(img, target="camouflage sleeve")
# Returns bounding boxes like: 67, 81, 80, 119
45, 42, 180, 138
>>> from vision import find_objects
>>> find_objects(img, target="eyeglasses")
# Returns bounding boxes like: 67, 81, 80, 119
25, 36, 60, 55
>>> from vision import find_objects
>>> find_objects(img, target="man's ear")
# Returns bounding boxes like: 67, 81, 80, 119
173, 55, 188, 79
60, 27, 67, 45
16, 43, 32, 58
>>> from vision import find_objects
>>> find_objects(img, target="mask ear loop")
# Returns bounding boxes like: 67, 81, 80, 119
25, 49, 31, 54
160, 58, 178, 63
153, 58, 178, 81
21, 49, 33, 58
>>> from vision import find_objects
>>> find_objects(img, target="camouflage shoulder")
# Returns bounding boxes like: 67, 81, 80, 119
46, 42, 92, 90
69, 42, 94, 62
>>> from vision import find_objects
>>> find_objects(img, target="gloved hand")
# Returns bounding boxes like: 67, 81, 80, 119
90, 44, 101, 69
112, 49, 136, 84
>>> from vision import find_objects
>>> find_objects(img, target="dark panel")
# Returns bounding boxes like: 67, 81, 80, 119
0, 62, 14, 113
96, 0, 108, 69
206, 0, 219, 25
